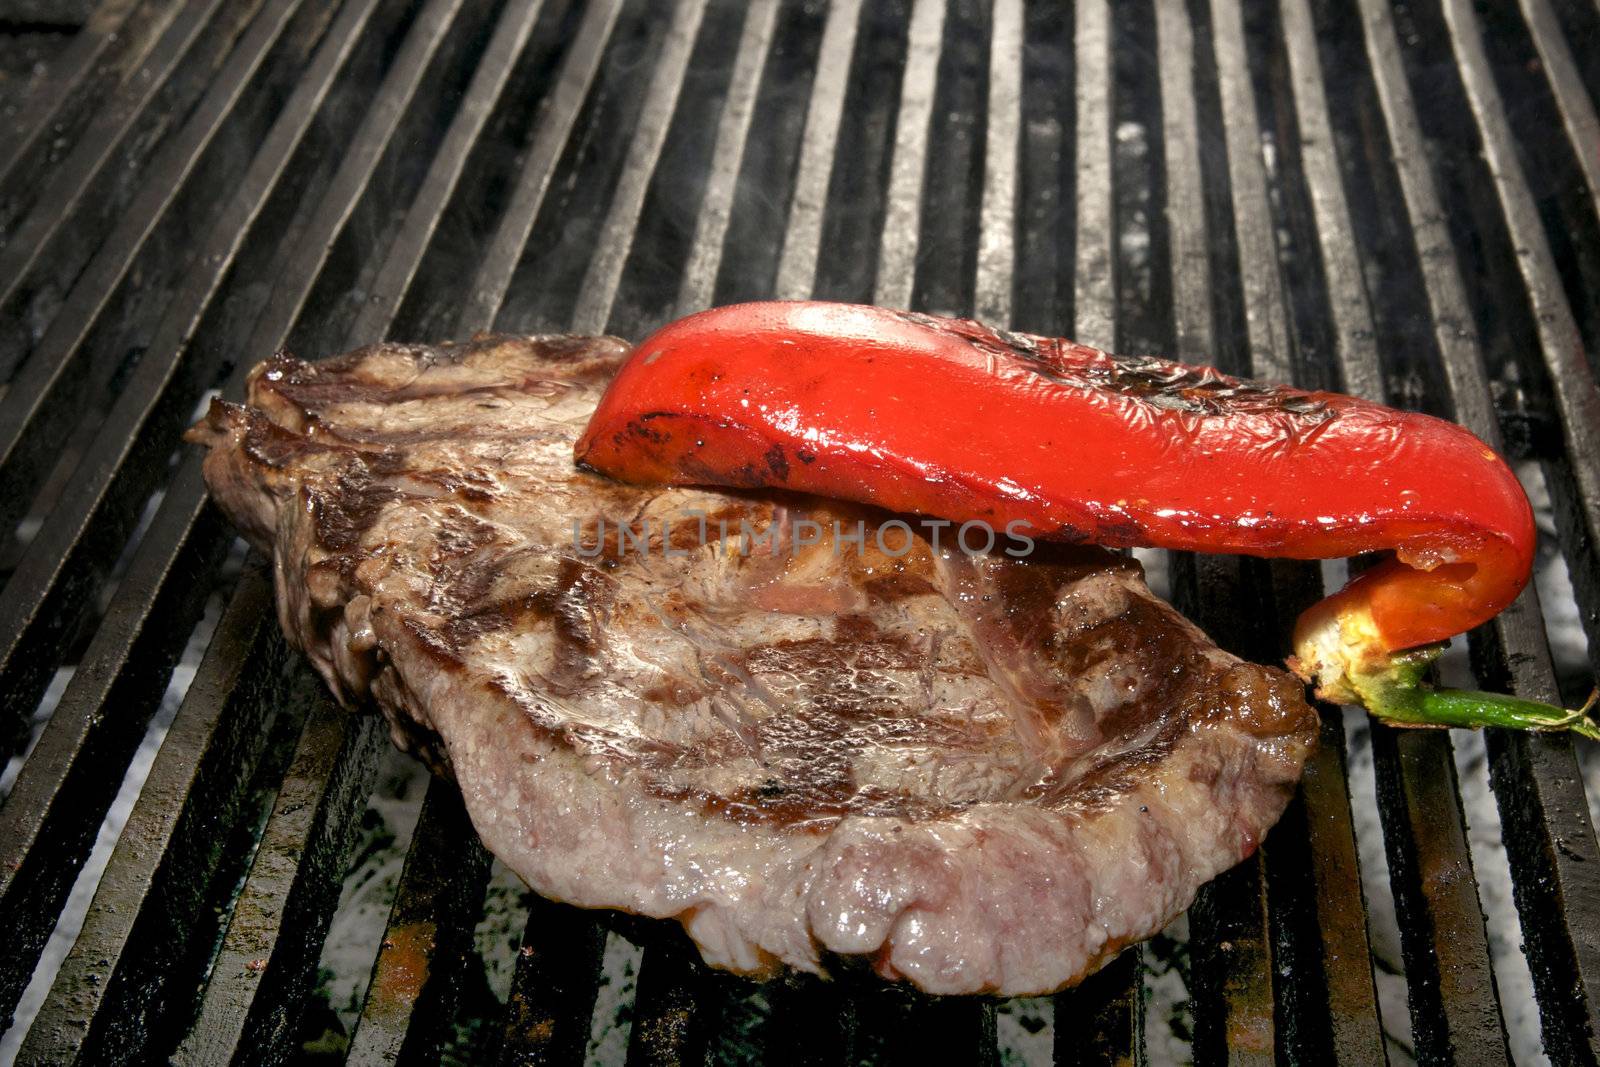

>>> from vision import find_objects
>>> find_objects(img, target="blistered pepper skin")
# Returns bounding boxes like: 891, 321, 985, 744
575, 301, 1535, 657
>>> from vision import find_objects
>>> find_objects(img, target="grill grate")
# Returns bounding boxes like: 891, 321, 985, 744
1, 0, 1599, 1062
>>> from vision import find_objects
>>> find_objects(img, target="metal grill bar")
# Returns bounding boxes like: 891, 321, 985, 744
920, 0, 988, 316
1351, 0, 1569, 1058
0, 0, 409, 1024
806, 3, 900, 307
1190, 0, 1286, 1049
0, 0, 178, 223
1009, 1, 1062, 334
464, 0, 625, 332
0, 0, 312, 539
345, 0, 548, 343
1442, 0, 1600, 669
673, 0, 779, 317
1054, 951, 1139, 1067
1054, 0, 1143, 1052
3, 0, 1600, 1062
0, 0, 381, 753
760, 981, 852, 1064
1152, 3, 1277, 1061
1267, 1, 1389, 1053
254, 0, 469, 351
1201, 2, 1370, 1060
1372, 729, 1511, 1061
854, 991, 999, 1066
0, 0, 242, 332
173, 704, 385, 1066
0, 0, 138, 182
0, 463, 233, 1033
1434, 0, 1600, 1057
1208, 0, 1289, 381
0, 0, 473, 1054
1072, 0, 1114, 351
320, 5, 568, 1058
771, 0, 861, 301
1177, 583, 1277, 1067
345, 781, 491, 1064
572, 0, 709, 335
973, 0, 1020, 326
1516, 0, 1600, 219
1155, 0, 1213, 362
0, 0, 383, 1012
625, 937, 714, 1066
18, 565, 300, 1064
871, 0, 945, 311
494, 895, 607, 1065
1275, 0, 1381, 399
431, 3, 737, 1050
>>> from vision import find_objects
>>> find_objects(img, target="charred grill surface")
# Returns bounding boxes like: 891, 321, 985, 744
2, 0, 1599, 1061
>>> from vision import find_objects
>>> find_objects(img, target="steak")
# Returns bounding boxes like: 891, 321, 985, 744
187, 333, 1318, 996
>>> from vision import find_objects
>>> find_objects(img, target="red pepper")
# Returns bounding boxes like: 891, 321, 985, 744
577, 302, 1588, 735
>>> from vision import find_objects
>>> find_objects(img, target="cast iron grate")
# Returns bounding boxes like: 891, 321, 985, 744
0, 0, 1598, 1062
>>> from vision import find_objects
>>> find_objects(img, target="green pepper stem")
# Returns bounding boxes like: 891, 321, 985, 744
1292, 602, 1598, 739
1400, 688, 1600, 740
1348, 646, 1600, 739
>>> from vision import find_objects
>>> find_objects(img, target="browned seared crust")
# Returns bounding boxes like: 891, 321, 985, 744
187, 333, 1317, 995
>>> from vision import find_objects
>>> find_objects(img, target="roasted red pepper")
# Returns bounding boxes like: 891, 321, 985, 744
577, 301, 1592, 736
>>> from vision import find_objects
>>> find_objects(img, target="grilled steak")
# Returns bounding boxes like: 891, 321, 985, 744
187, 333, 1318, 996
